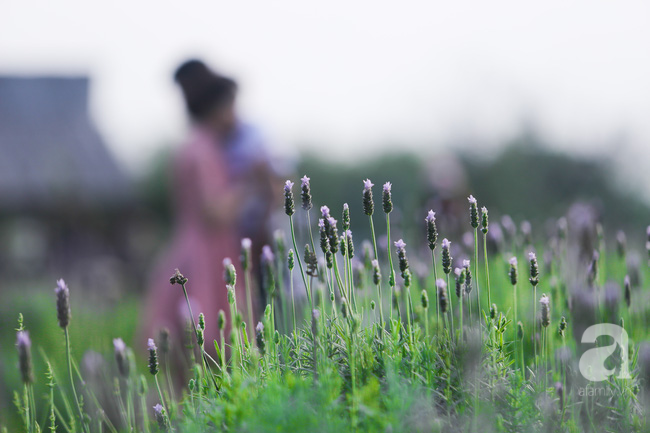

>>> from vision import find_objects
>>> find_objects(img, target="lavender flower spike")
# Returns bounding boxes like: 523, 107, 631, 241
284, 180, 295, 216
55, 278, 71, 329
241, 238, 252, 271
321, 205, 330, 218
147, 338, 159, 376
468, 195, 479, 229
394, 239, 409, 275
425, 210, 438, 250
113, 338, 129, 377
17, 330, 33, 384
508, 256, 518, 286
540, 294, 550, 327
382, 182, 393, 214
300, 175, 312, 211
362, 179, 374, 216
441, 238, 452, 274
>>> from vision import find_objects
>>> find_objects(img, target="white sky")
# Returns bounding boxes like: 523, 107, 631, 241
2, 0, 650, 190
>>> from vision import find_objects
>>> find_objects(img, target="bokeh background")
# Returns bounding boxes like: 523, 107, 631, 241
1, 0, 649, 428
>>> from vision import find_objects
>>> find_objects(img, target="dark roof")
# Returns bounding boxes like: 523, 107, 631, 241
0, 76, 131, 212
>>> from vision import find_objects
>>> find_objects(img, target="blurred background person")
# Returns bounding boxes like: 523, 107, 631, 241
138, 59, 276, 375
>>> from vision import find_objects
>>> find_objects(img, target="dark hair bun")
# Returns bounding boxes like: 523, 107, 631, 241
174, 59, 237, 119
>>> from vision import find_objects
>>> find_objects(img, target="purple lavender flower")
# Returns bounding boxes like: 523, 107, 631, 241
468, 195, 478, 229
256, 321, 265, 355
342, 203, 350, 230
462, 259, 472, 294
480, 206, 488, 234
300, 175, 312, 211
425, 210, 438, 250
326, 216, 339, 253
372, 259, 381, 285
55, 278, 71, 329
508, 256, 518, 286
436, 278, 448, 314
261, 245, 275, 296
441, 238, 452, 274
345, 230, 354, 258
16, 330, 33, 384
153, 404, 169, 430
241, 238, 252, 271
321, 205, 330, 219
382, 182, 393, 214
394, 239, 409, 276
454, 267, 466, 298
528, 252, 539, 287
147, 338, 159, 376
284, 180, 295, 216
362, 179, 374, 216
113, 338, 129, 377
540, 294, 550, 327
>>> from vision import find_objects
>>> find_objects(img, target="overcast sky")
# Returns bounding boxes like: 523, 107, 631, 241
2, 0, 650, 191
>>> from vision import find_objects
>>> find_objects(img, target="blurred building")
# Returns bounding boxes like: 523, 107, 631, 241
0, 76, 133, 279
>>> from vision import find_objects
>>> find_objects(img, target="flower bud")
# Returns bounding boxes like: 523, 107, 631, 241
372, 259, 381, 286
462, 259, 472, 295
218, 310, 226, 330
421, 289, 429, 309
288, 249, 295, 271
489, 303, 498, 321
517, 321, 524, 340
255, 322, 265, 355
169, 268, 188, 286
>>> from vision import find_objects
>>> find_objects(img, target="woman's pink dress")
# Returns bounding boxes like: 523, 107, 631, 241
139, 126, 244, 366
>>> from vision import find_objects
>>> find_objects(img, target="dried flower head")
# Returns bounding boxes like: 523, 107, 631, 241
55, 278, 71, 329
16, 330, 33, 384
300, 175, 312, 211
169, 268, 188, 286
468, 195, 479, 229
442, 238, 452, 274
382, 182, 393, 214
284, 180, 295, 216
362, 179, 374, 216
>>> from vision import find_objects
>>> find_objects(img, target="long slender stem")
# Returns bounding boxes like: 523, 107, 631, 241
368, 215, 379, 260
244, 268, 255, 340
483, 234, 491, 309
432, 252, 439, 333
474, 228, 481, 317
533, 286, 537, 372
65, 328, 86, 433
289, 215, 312, 309
446, 273, 454, 334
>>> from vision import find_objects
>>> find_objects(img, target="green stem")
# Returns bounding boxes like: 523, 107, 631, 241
483, 233, 491, 310
289, 215, 312, 309
65, 328, 86, 433
474, 228, 481, 318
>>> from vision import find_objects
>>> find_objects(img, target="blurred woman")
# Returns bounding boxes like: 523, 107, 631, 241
139, 60, 271, 374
